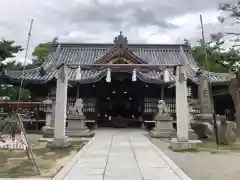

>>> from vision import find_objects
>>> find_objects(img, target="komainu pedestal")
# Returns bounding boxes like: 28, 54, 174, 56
67, 115, 94, 137
150, 115, 176, 138
149, 100, 176, 138
66, 99, 94, 137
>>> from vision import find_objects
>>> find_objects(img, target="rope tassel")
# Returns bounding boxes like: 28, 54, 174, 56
75, 66, 82, 80
106, 68, 111, 82
163, 68, 170, 82
132, 69, 137, 82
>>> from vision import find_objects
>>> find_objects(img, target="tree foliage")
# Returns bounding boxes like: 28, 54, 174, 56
0, 85, 30, 100
191, 39, 240, 73
190, 2, 240, 73
218, 2, 240, 27
0, 39, 23, 62
32, 42, 51, 66
0, 39, 30, 100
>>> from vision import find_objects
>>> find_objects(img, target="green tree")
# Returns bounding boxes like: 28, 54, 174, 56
32, 42, 51, 66
0, 39, 23, 63
204, 2, 240, 71
0, 39, 30, 100
5, 60, 24, 70
191, 39, 231, 73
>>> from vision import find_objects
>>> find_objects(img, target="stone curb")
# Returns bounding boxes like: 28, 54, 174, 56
0, 179, 50, 180
149, 138, 192, 180
51, 136, 96, 180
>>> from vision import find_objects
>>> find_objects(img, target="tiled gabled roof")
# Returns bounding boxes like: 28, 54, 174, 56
4, 32, 231, 85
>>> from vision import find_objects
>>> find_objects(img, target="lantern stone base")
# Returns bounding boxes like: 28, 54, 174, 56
171, 138, 202, 151
42, 126, 54, 138
47, 137, 72, 148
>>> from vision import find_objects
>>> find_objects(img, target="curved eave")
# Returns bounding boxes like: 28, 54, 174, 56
3, 67, 233, 86
201, 70, 232, 86
1, 75, 48, 85
73, 69, 173, 85
3, 44, 61, 84
69, 70, 107, 84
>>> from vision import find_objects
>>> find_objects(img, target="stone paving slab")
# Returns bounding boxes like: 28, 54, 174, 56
55, 129, 192, 180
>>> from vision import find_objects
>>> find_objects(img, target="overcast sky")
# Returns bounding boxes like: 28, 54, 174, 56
0, 0, 238, 63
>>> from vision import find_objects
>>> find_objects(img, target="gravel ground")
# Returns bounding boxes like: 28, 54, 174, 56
152, 138, 240, 180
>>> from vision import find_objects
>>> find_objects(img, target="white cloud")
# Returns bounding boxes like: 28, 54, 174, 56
0, 0, 238, 64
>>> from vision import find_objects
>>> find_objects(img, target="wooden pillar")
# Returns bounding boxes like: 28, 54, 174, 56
161, 86, 164, 100
76, 83, 80, 99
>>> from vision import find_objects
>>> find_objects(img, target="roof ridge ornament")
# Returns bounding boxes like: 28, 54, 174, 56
114, 31, 128, 47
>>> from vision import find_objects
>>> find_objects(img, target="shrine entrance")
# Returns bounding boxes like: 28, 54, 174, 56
97, 72, 144, 127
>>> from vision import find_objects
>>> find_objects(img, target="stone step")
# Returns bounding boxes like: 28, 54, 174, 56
190, 105, 201, 109
188, 100, 200, 105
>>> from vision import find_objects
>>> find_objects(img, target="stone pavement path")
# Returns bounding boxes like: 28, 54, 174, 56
59, 129, 191, 180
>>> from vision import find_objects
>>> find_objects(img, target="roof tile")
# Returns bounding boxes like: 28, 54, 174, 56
5, 43, 231, 84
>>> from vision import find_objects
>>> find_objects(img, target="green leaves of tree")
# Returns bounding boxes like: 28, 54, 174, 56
0, 39, 23, 62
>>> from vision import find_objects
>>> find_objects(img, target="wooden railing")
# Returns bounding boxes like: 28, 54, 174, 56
144, 98, 177, 114
0, 101, 46, 132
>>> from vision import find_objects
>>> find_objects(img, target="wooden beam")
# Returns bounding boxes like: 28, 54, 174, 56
68, 63, 182, 69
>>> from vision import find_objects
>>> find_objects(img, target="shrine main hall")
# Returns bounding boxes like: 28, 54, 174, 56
3, 32, 231, 127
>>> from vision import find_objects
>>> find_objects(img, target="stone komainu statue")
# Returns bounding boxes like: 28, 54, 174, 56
157, 100, 170, 116
68, 99, 84, 116
229, 71, 240, 117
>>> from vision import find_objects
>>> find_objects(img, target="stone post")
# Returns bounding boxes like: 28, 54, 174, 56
42, 99, 54, 138
190, 74, 213, 139
198, 74, 213, 121
171, 66, 202, 150
47, 63, 71, 148
175, 66, 189, 142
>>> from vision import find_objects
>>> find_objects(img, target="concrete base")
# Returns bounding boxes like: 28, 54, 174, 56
194, 113, 213, 121
47, 137, 72, 148
42, 126, 54, 138
66, 129, 95, 137
150, 129, 176, 138
188, 128, 198, 140
39, 137, 53, 142
171, 138, 202, 151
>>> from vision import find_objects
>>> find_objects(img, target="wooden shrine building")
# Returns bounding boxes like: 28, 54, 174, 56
2, 32, 233, 127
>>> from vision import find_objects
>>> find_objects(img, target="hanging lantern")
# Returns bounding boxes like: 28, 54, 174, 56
132, 69, 137, 82
106, 68, 111, 82
75, 66, 82, 80
163, 68, 170, 82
